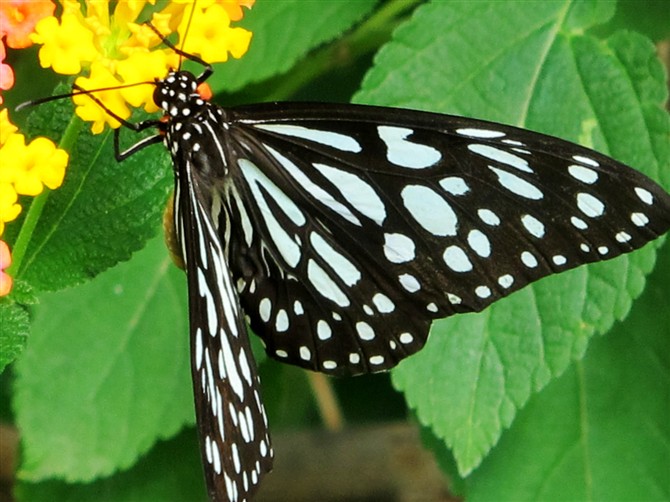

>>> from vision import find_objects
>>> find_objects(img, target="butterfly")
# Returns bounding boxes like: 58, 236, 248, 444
69, 27, 670, 502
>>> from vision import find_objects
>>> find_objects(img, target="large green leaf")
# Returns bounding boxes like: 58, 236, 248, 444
466, 243, 670, 501
353, 1, 669, 475
13, 236, 192, 482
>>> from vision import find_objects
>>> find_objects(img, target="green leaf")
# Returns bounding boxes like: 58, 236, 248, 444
13, 236, 192, 482
16, 428, 207, 502
0, 301, 29, 372
353, 1, 670, 475
207, 0, 378, 93
466, 243, 670, 501
15, 93, 173, 292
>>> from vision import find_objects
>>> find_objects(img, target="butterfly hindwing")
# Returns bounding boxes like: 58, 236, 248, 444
210, 102, 670, 375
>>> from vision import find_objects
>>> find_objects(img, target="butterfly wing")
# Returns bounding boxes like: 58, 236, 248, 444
173, 152, 273, 501
215, 102, 670, 376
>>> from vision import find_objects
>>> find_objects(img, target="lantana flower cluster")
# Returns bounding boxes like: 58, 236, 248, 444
0, 0, 254, 296
32, 0, 255, 133
1, 0, 67, 296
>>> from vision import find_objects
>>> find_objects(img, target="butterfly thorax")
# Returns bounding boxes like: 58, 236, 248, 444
155, 71, 232, 183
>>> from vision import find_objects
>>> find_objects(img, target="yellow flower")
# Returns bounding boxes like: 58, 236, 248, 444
116, 50, 173, 111
0, 133, 68, 196
179, 3, 253, 63
0, 183, 21, 233
74, 62, 130, 133
30, 0, 255, 133
31, 13, 98, 74
0, 110, 69, 237
0, 109, 18, 144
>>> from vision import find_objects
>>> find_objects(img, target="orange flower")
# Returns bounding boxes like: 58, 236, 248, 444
0, 0, 55, 49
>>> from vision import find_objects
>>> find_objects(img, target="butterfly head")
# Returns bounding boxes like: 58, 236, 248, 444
153, 70, 212, 119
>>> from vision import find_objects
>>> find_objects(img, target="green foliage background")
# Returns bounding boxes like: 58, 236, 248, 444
1, 1, 668, 500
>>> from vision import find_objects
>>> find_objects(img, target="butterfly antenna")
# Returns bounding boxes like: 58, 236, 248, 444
15, 81, 155, 112
178, 0, 198, 70
144, 21, 212, 83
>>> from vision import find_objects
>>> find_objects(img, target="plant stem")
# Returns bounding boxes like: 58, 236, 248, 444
307, 371, 344, 432
7, 115, 84, 278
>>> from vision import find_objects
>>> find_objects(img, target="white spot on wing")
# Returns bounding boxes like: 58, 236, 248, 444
571, 216, 588, 229
521, 251, 538, 268
275, 309, 289, 332
377, 126, 442, 169
255, 124, 362, 152
443, 245, 473, 272
552, 255, 567, 265
383, 233, 416, 263
230, 190, 254, 247
238, 348, 252, 385
399, 273, 420, 292
212, 439, 222, 474
310, 232, 361, 286
568, 165, 598, 184
469, 144, 532, 173
401, 184, 458, 236
634, 187, 653, 205
521, 214, 545, 238
577, 192, 605, 217
195, 328, 203, 370
631, 212, 649, 227
372, 293, 395, 313
307, 259, 350, 307
313, 163, 387, 224
356, 321, 375, 340
475, 285, 491, 298
317, 320, 332, 340
616, 231, 632, 243
197, 268, 217, 336
369, 355, 385, 365
222, 336, 244, 400
467, 229, 491, 257
439, 176, 470, 196
498, 274, 514, 288
478, 208, 500, 226
259, 297, 272, 322
489, 166, 543, 200
456, 128, 505, 138
573, 155, 599, 167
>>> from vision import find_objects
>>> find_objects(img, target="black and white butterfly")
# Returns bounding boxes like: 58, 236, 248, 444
85, 36, 670, 502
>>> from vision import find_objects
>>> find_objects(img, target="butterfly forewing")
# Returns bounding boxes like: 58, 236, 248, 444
214, 102, 670, 375
172, 150, 273, 499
